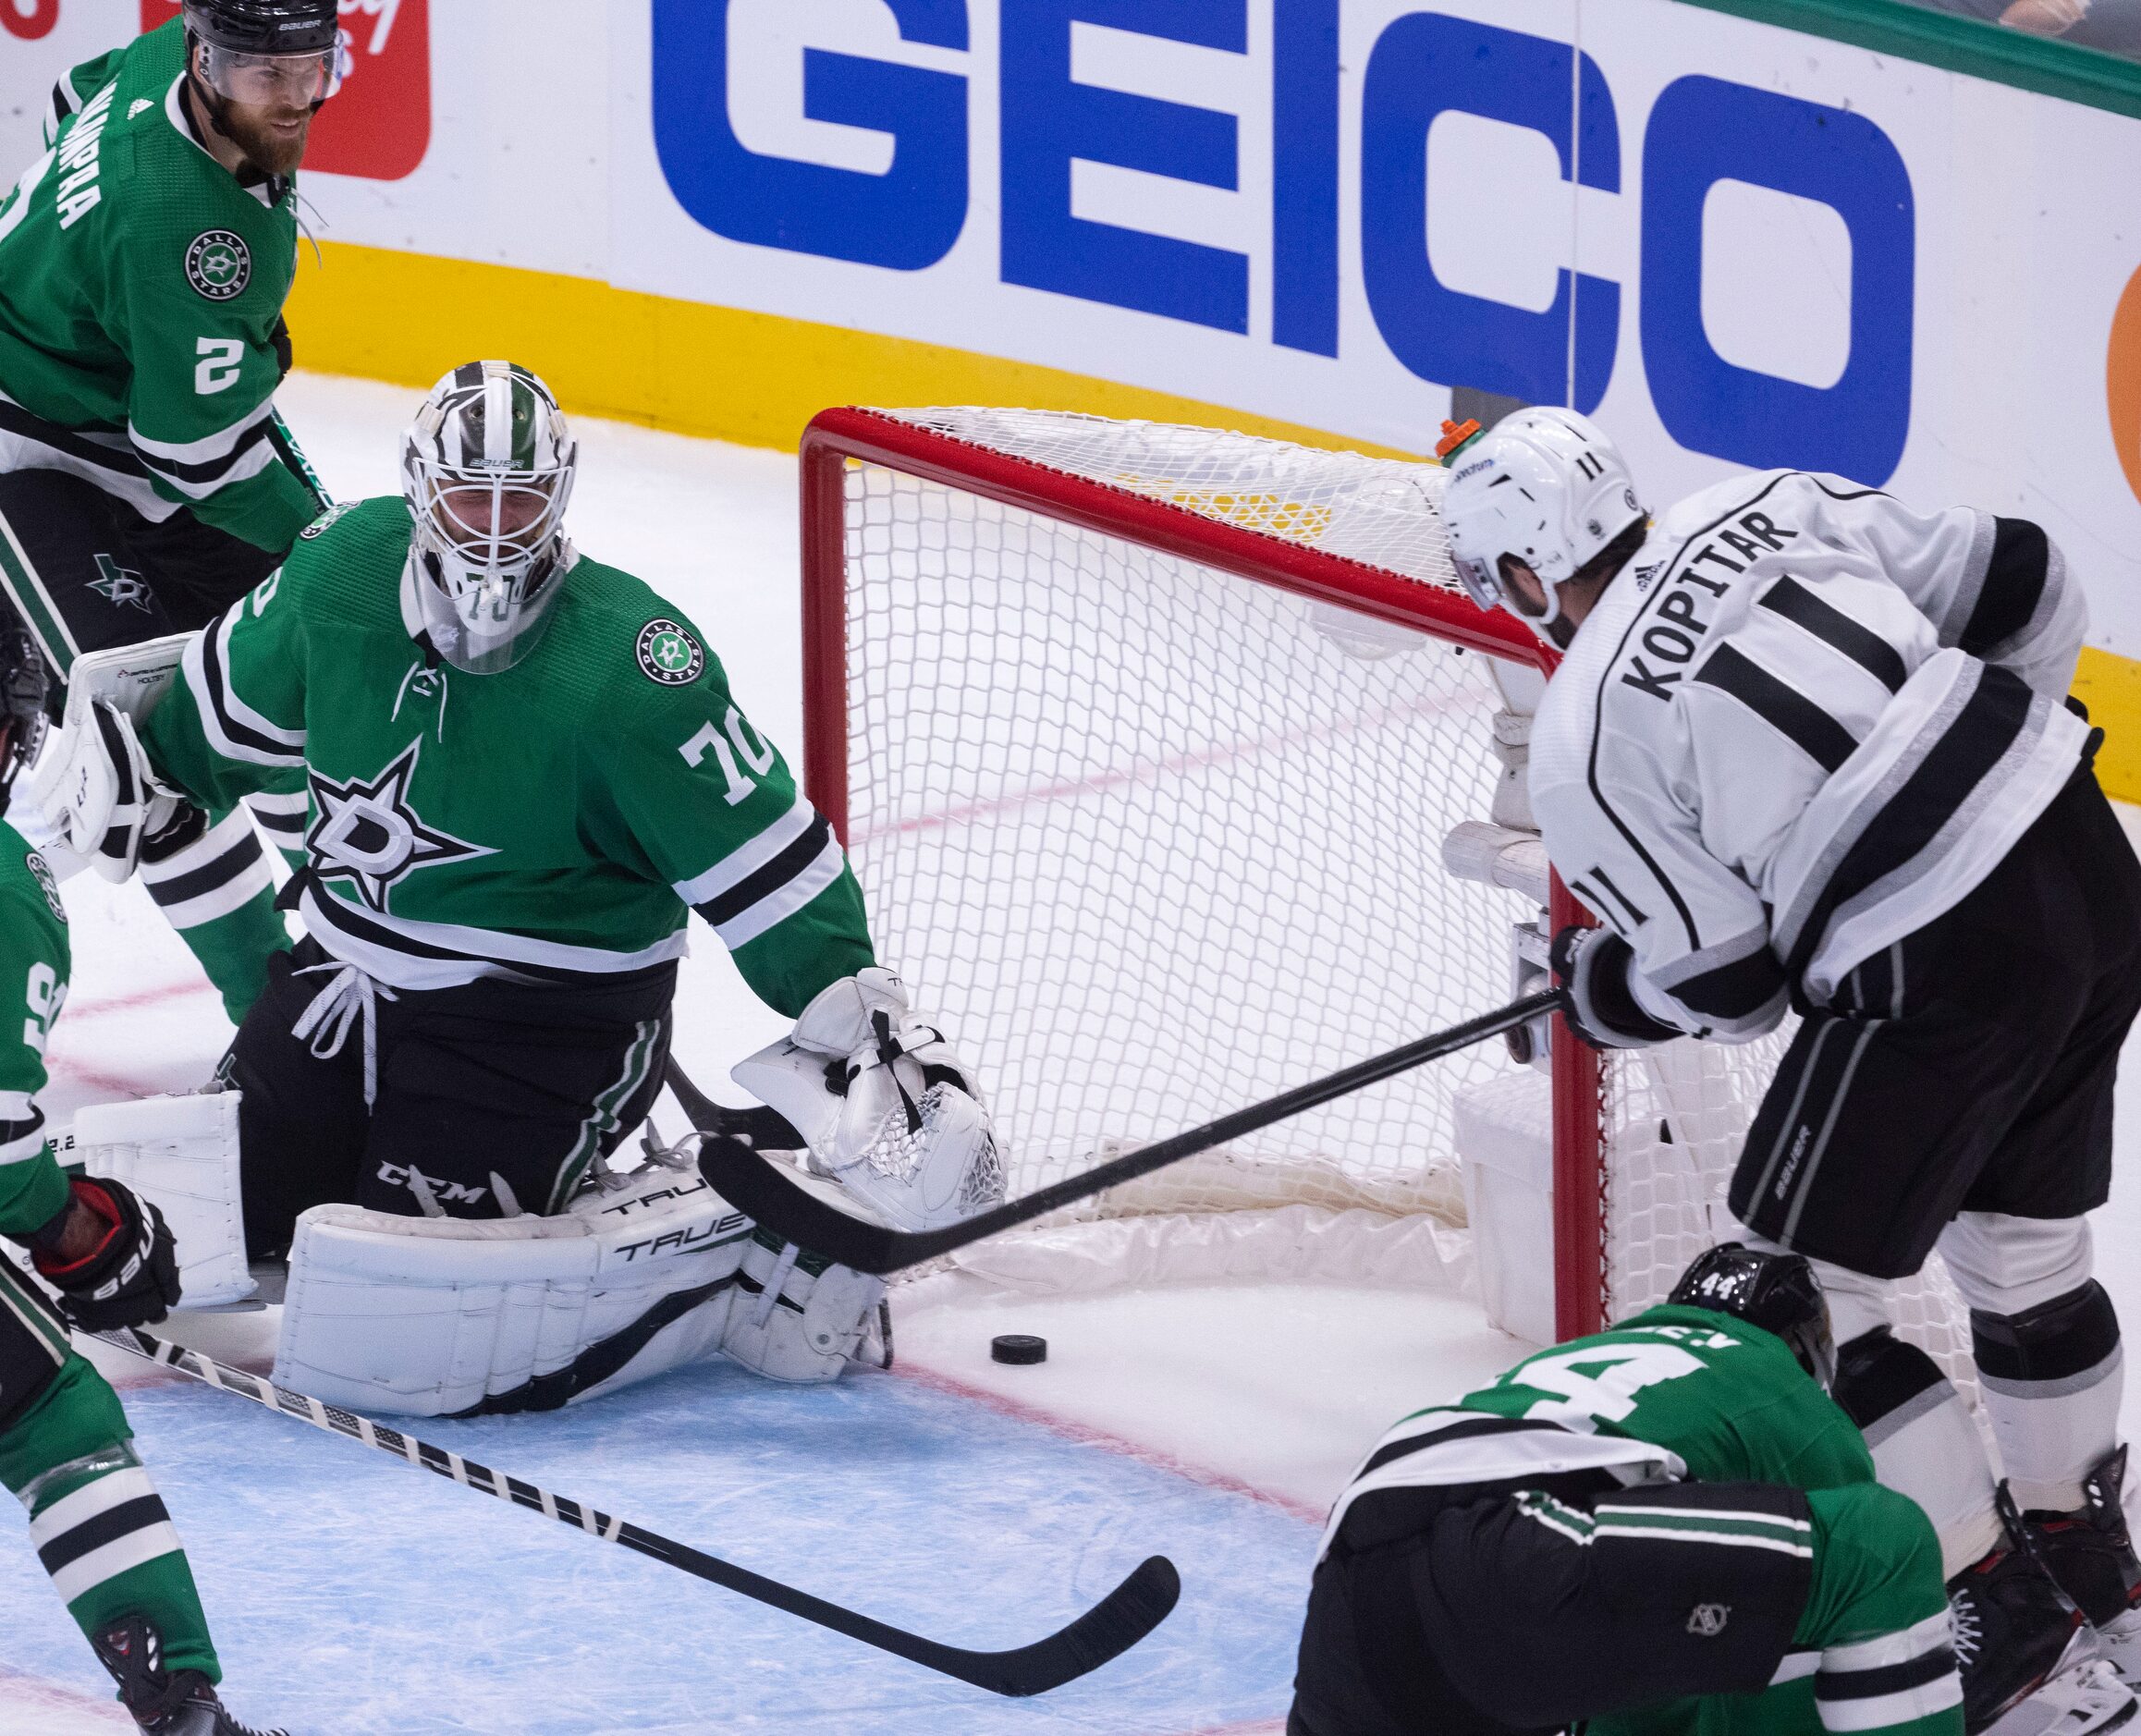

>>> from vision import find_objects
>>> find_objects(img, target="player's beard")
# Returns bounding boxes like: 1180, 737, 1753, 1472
221, 101, 314, 178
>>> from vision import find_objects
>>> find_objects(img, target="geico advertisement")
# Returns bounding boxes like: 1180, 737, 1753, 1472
6, 1, 2141, 650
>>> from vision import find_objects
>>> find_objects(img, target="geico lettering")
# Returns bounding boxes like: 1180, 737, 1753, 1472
1739, 512, 1795, 551
1656, 589, 1709, 635
1621, 657, 1681, 702
1642, 624, 1696, 663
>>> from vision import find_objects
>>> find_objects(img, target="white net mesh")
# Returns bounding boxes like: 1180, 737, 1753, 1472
826, 408, 1977, 1388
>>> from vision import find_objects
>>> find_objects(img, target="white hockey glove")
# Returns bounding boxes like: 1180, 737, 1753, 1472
19, 632, 190, 884
730, 967, 1005, 1232
19, 700, 169, 883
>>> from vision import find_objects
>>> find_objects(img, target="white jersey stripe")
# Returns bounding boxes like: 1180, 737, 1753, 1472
707, 834, 846, 950
671, 795, 816, 908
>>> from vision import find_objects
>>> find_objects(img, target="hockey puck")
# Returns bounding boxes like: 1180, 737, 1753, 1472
991, 1333, 1047, 1365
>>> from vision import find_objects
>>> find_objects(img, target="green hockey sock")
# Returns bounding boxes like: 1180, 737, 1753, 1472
1, 1356, 219, 1685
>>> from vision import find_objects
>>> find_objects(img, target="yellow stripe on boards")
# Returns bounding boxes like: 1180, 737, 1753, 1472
281, 240, 1426, 461
284, 240, 2141, 801
2073, 646, 2141, 803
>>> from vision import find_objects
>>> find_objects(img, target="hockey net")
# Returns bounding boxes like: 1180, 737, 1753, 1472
801, 406, 1976, 1387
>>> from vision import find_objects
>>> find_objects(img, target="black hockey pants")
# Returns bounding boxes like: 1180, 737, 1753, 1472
0, 468, 286, 679
229, 939, 675, 1259
1730, 762, 2141, 1276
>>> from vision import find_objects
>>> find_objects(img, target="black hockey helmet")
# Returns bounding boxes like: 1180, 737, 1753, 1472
180, 0, 340, 56
0, 623, 48, 808
1669, 1242, 1837, 1390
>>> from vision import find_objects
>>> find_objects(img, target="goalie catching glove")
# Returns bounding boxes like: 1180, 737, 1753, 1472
732, 968, 1004, 1232
28, 1176, 183, 1329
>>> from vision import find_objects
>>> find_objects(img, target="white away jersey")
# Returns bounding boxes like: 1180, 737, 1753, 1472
1530, 471, 2090, 1036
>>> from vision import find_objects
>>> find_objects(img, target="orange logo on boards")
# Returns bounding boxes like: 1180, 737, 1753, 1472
2110, 263, 2141, 507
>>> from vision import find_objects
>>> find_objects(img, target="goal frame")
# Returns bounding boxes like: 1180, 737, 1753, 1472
796, 405, 1610, 1340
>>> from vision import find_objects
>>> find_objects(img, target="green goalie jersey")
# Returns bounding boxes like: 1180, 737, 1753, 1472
139, 496, 876, 1013
0, 19, 324, 552
0, 824, 71, 1242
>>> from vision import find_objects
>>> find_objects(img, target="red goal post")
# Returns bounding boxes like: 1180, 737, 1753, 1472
796, 406, 1614, 1339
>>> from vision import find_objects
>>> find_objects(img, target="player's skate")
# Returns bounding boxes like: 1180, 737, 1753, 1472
92, 1616, 288, 1736
1951, 1499, 2138, 1736
2025, 1448, 2141, 1685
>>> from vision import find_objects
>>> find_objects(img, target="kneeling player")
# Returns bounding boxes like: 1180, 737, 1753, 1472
29, 361, 999, 1412
0, 630, 281, 1734
1292, 1247, 2133, 1736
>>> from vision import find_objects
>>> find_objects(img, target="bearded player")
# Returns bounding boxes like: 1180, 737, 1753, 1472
28, 360, 1000, 1412
0, 1, 348, 1022
1441, 410, 2141, 1687
0, 629, 283, 1735
1292, 1244, 2131, 1736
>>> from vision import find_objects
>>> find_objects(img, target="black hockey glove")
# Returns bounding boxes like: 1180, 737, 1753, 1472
1550, 925, 1683, 1050
271, 314, 293, 380
30, 1177, 181, 1330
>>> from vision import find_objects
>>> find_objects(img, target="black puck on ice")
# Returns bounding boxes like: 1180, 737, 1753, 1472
991, 1333, 1047, 1365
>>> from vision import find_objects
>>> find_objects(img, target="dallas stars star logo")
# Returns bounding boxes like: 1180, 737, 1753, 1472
305, 740, 495, 912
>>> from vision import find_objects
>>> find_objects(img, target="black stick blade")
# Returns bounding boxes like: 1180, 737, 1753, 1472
967, 1555, 1182, 1697
696, 1134, 901, 1271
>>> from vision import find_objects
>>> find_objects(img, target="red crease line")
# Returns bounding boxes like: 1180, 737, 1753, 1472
889, 1359, 1325, 1526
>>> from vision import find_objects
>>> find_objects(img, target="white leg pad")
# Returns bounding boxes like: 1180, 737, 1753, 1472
63, 1092, 251, 1309
274, 1168, 752, 1416
720, 1238, 886, 1384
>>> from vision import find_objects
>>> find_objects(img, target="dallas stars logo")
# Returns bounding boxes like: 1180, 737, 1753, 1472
305, 740, 495, 912
89, 553, 152, 613
185, 229, 251, 302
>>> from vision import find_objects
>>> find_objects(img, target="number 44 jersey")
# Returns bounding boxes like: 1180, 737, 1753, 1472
139, 497, 877, 1019
1319, 1303, 1877, 1563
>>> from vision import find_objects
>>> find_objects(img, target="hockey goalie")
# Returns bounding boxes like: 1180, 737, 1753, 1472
23, 361, 1002, 1416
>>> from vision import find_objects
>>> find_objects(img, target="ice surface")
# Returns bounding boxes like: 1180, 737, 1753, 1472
10, 375, 2141, 1730
0, 1359, 1311, 1734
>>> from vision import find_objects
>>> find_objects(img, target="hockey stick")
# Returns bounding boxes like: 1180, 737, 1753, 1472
85, 1326, 1180, 1696
682, 986, 1567, 1276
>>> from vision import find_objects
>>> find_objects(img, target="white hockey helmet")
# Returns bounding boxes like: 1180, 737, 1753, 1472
1442, 408, 1646, 648
401, 361, 578, 674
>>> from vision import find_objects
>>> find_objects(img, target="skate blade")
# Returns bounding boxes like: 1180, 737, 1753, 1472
2094, 1609, 2141, 1692
1982, 1659, 2138, 1736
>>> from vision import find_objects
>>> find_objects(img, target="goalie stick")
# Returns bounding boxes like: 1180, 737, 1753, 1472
86, 1325, 1180, 1696
681, 985, 1567, 1275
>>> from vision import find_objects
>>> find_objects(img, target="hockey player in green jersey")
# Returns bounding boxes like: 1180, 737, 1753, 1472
1291, 1245, 2134, 1736
28, 360, 1001, 1409
0, 1, 348, 1024
0, 631, 283, 1735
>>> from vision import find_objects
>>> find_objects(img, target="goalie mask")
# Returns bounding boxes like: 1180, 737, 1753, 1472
401, 361, 579, 674
1442, 407, 1646, 650
1669, 1242, 1839, 1391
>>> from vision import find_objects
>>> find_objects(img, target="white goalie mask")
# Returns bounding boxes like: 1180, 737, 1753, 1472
1443, 408, 1646, 649
401, 361, 578, 674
